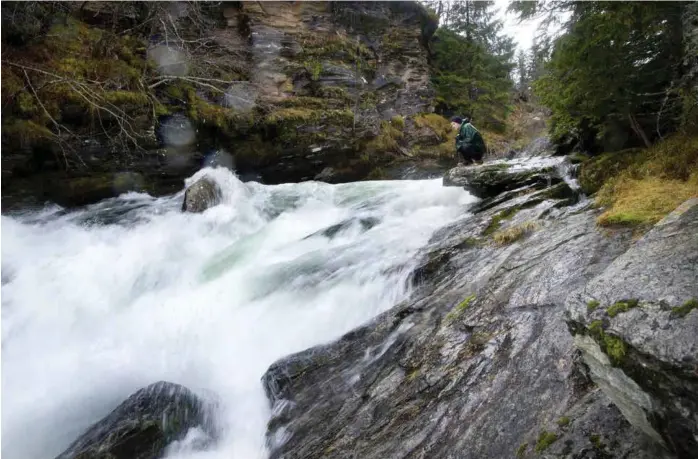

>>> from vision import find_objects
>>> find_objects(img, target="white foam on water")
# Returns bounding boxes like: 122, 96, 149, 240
1, 167, 476, 459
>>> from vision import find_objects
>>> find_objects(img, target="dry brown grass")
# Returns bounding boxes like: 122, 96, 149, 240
595, 135, 698, 227
492, 221, 540, 246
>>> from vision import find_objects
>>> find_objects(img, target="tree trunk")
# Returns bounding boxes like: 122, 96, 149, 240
629, 113, 652, 148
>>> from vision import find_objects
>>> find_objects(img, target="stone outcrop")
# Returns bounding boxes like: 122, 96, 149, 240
55, 381, 216, 459
442, 162, 562, 198
181, 177, 221, 213
566, 198, 698, 458
260, 161, 693, 459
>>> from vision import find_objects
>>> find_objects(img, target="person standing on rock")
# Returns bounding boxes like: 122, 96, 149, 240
450, 115, 486, 165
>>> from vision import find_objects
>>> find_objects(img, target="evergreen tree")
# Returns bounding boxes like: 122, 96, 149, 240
428, 0, 515, 131
511, 1, 689, 152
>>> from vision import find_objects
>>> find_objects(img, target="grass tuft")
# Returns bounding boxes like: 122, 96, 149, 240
482, 207, 520, 236
492, 221, 540, 246
589, 135, 698, 228
414, 113, 453, 139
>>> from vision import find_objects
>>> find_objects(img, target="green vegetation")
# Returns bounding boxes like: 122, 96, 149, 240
492, 221, 539, 246
514, 2, 689, 150
588, 320, 627, 365
482, 207, 520, 236
589, 434, 603, 449
607, 299, 639, 318
414, 113, 453, 140
303, 60, 323, 81
535, 431, 558, 453
391, 115, 405, 130
516, 442, 528, 458
366, 120, 404, 154
587, 300, 600, 313
427, 0, 515, 132
568, 153, 590, 164
445, 294, 476, 322
672, 298, 698, 318
593, 135, 698, 227
557, 416, 570, 427
509, 2, 696, 226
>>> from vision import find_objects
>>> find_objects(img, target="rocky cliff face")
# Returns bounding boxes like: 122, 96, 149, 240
261, 162, 697, 458
1, 1, 443, 209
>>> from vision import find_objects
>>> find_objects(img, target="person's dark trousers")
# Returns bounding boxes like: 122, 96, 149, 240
458, 144, 483, 164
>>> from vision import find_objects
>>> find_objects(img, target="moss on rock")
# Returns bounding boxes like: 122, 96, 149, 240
445, 294, 476, 322
672, 298, 698, 318
535, 431, 558, 452
482, 207, 519, 236
606, 299, 639, 318
588, 319, 627, 365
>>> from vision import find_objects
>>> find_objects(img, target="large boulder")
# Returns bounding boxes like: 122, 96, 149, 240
55, 381, 216, 459
566, 198, 698, 458
260, 184, 673, 458
443, 163, 562, 199
182, 177, 221, 213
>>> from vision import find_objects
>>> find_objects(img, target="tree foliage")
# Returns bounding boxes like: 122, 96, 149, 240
425, 1, 515, 132
512, 1, 691, 153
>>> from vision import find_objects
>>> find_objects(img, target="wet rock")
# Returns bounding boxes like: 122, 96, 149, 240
533, 388, 672, 459
304, 217, 380, 240
566, 198, 698, 458
181, 177, 221, 213
55, 381, 215, 459
261, 187, 649, 459
314, 167, 336, 182
443, 163, 562, 199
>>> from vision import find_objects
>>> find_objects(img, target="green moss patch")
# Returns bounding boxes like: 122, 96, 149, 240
445, 294, 476, 322
535, 431, 558, 452
366, 120, 404, 154
589, 434, 604, 449
672, 298, 698, 318
556, 416, 570, 427
588, 320, 627, 365
414, 113, 453, 139
515, 442, 528, 458
482, 207, 519, 236
579, 149, 640, 195
587, 300, 600, 312
606, 299, 639, 318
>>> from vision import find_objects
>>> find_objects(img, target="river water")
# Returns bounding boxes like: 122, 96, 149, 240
1, 167, 476, 459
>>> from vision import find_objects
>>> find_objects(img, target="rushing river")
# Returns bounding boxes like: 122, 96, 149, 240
1, 167, 476, 459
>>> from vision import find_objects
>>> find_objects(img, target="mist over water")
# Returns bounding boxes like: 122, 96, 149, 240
1, 168, 475, 459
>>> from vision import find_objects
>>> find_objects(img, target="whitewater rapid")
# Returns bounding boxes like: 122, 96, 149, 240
1, 168, 476, 459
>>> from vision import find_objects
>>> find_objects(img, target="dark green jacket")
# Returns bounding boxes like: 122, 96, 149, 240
456, 122, 486, 153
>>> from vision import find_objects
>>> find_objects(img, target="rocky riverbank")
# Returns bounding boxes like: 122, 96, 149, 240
260, 163, 697, 459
